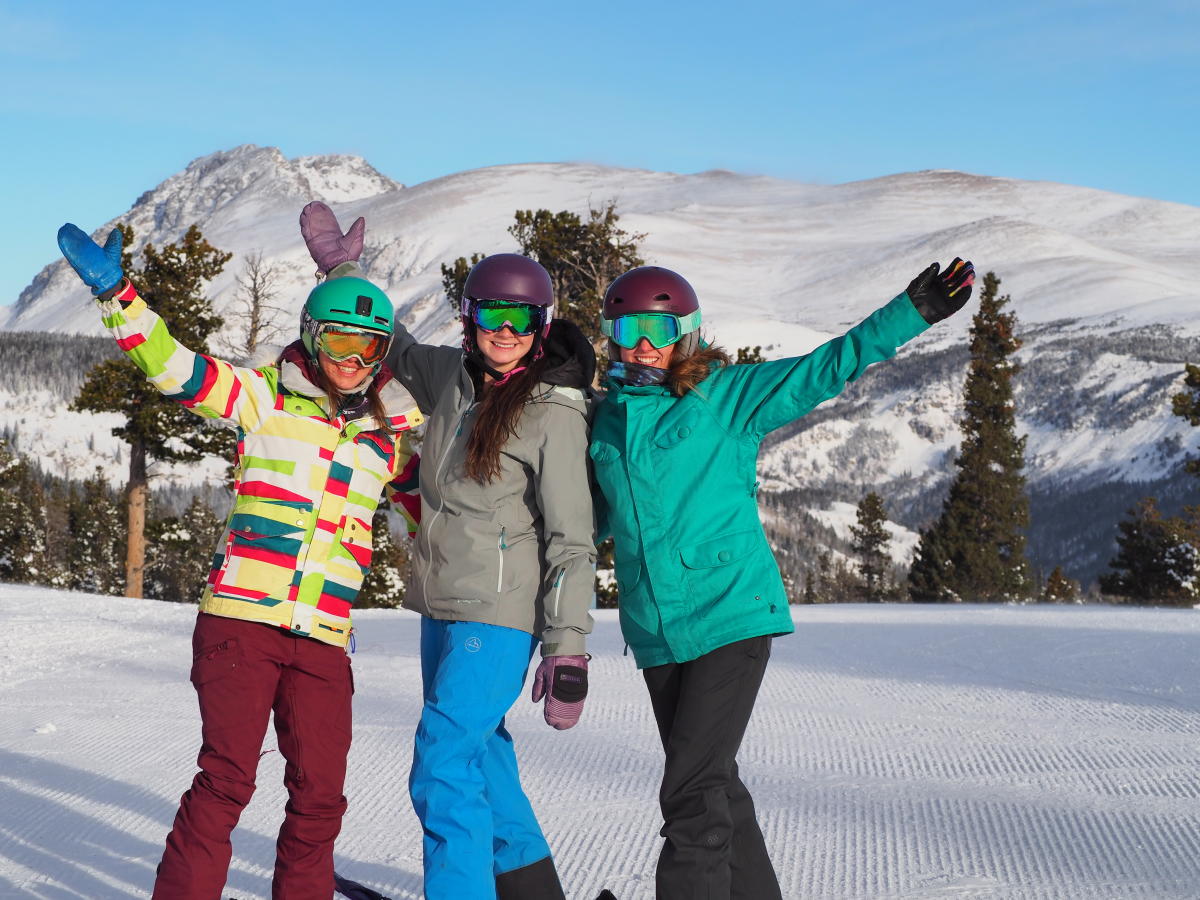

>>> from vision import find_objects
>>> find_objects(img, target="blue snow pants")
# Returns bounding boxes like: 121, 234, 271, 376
409, 618, 552, 899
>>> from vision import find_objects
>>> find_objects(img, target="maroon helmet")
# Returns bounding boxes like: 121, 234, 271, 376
459, 254, 554, 356
602, 266, 700, 320
461, 254, 554, 312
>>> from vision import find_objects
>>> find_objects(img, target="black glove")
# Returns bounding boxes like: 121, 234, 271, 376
905, 257, 975, 324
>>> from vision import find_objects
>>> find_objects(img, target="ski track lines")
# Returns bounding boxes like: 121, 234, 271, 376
5, 593, 1200, 898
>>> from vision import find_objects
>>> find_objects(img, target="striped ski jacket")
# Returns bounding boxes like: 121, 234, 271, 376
98, 281, 423, 647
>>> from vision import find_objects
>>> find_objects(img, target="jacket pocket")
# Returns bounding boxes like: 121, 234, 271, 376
190, 637, 243, 686
678, 528, 763, 606
589, 441, 622, 465
679, 529, 760, 569
337, 516, 374, 575
214, 500, 311, 599
653, 413, 698, 449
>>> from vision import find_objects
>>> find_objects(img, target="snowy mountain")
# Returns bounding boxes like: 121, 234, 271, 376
6, 145, 1200, 583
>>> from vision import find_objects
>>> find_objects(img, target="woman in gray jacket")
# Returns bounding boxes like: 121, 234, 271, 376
301, 203, 596, 900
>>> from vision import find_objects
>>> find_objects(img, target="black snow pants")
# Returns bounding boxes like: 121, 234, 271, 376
642, 635, 782, 900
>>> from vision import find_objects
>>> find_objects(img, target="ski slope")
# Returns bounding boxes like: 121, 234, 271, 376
2, 587, 1199, 899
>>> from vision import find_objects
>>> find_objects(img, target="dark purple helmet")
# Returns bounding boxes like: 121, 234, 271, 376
461, 254, 554, 313
602, 266, 700, 320
459, 254, 554, 356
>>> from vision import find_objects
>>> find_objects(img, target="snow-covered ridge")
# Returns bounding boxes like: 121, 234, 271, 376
5, 147, 1200, 582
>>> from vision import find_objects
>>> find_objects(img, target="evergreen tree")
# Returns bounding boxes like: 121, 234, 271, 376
64, 468, 125, 595
736, 346, 766, 364
441, 202, 645, 346
1041, 566, 1079, 604
595, 538, 618, 609
358, 506, 412, 609
441, 252, 486, 321
1099, 498, 1200, 605
144, 495, 223, 602
908, 272, 1030, 602
850, 492, 890, 602
0, 440, 54, 585
71, 225, 233, 598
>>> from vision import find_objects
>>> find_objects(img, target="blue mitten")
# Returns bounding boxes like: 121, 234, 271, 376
57, 224, 124, 295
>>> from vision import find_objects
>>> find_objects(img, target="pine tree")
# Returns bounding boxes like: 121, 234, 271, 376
144, 495, 223, 602
64, 468, 125, 595
1041, 566, 1079, 604
595, 538, 618, 609
1099, 498, 1200, 606
0, 440, 54, 584
358, 506, 412, 609
71, 225, 233, 598
441, 252, 486, 321
736, 346, 766, 364
908, 272, 1031, 602
850, 492, 890, 602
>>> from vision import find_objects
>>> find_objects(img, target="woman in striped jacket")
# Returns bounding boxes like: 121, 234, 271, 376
57, 222, 423, 900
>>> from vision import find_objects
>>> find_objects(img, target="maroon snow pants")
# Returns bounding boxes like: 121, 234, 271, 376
152, 613, 353, 900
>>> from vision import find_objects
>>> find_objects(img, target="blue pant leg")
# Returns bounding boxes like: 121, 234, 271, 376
410, 620, 547, 900
485, 658, 553, 876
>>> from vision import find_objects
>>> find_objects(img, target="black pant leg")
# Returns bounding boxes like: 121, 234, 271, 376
642, 636, 781, 900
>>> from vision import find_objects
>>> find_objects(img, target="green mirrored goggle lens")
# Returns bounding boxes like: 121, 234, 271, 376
472, 301, 541, 336
609, 313, 683, 350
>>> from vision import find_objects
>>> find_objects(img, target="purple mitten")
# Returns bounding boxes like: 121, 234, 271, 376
531, 654, 588, 730
299, 201, 365, 275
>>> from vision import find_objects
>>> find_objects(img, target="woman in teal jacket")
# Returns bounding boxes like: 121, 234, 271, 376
590, 259, 974, 899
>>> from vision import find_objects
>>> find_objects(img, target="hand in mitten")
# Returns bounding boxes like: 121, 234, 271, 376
57, 224, 124, 296
905, 257, 975, 324
531, 654, 588, 730
299, 201, 365, 275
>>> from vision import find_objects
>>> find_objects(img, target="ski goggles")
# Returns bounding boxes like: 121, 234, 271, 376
601, 310, 702, 350
471, 300, 547, 336
316, 325, 391, 366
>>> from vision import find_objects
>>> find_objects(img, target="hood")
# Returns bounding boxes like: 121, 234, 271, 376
540, 318, 596, 390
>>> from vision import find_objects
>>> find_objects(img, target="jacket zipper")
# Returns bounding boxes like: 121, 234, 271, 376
496, 526, 507, 593
420, 407, 470, 602
550, 569, 565, 620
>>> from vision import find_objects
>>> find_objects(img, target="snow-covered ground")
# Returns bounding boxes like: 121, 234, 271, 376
3, 586, 1200, 899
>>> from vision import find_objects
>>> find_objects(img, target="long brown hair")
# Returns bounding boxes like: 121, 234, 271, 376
664, 343, 731, 396
465, 355, 550, 483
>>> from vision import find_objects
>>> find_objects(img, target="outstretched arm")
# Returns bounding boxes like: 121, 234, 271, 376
710, 259, 975, 438
59, 223, 277, 429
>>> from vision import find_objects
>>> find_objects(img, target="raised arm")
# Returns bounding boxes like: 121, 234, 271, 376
708, 259, 974, 438
58, 224, 277, 429
300, 201, 462, 412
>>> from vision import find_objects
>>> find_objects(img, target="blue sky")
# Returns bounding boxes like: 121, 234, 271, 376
2, 0, 1197, 308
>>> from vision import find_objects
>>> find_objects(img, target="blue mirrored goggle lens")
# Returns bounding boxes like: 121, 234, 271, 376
610, 314, 682, 350
472, 302, 541, 335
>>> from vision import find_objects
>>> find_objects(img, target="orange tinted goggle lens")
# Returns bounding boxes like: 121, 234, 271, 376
319, 329, 389, 365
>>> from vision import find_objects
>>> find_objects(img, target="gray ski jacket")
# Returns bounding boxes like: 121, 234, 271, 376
383, 316, 597, 657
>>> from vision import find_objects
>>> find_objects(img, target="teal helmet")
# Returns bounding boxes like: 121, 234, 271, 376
299, 276, 394, 368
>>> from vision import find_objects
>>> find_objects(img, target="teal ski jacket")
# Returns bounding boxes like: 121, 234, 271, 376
590, 292, 931, 668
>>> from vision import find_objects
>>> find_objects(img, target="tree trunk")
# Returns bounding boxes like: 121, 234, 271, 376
125, 438, 147, 598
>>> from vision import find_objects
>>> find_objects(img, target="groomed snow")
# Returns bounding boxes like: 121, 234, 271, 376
2, 587, 1199, 899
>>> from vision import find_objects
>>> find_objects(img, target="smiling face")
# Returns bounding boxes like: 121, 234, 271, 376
318, 351, 372, 393
618, 337, 676, 370
477, 325, 536, 374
